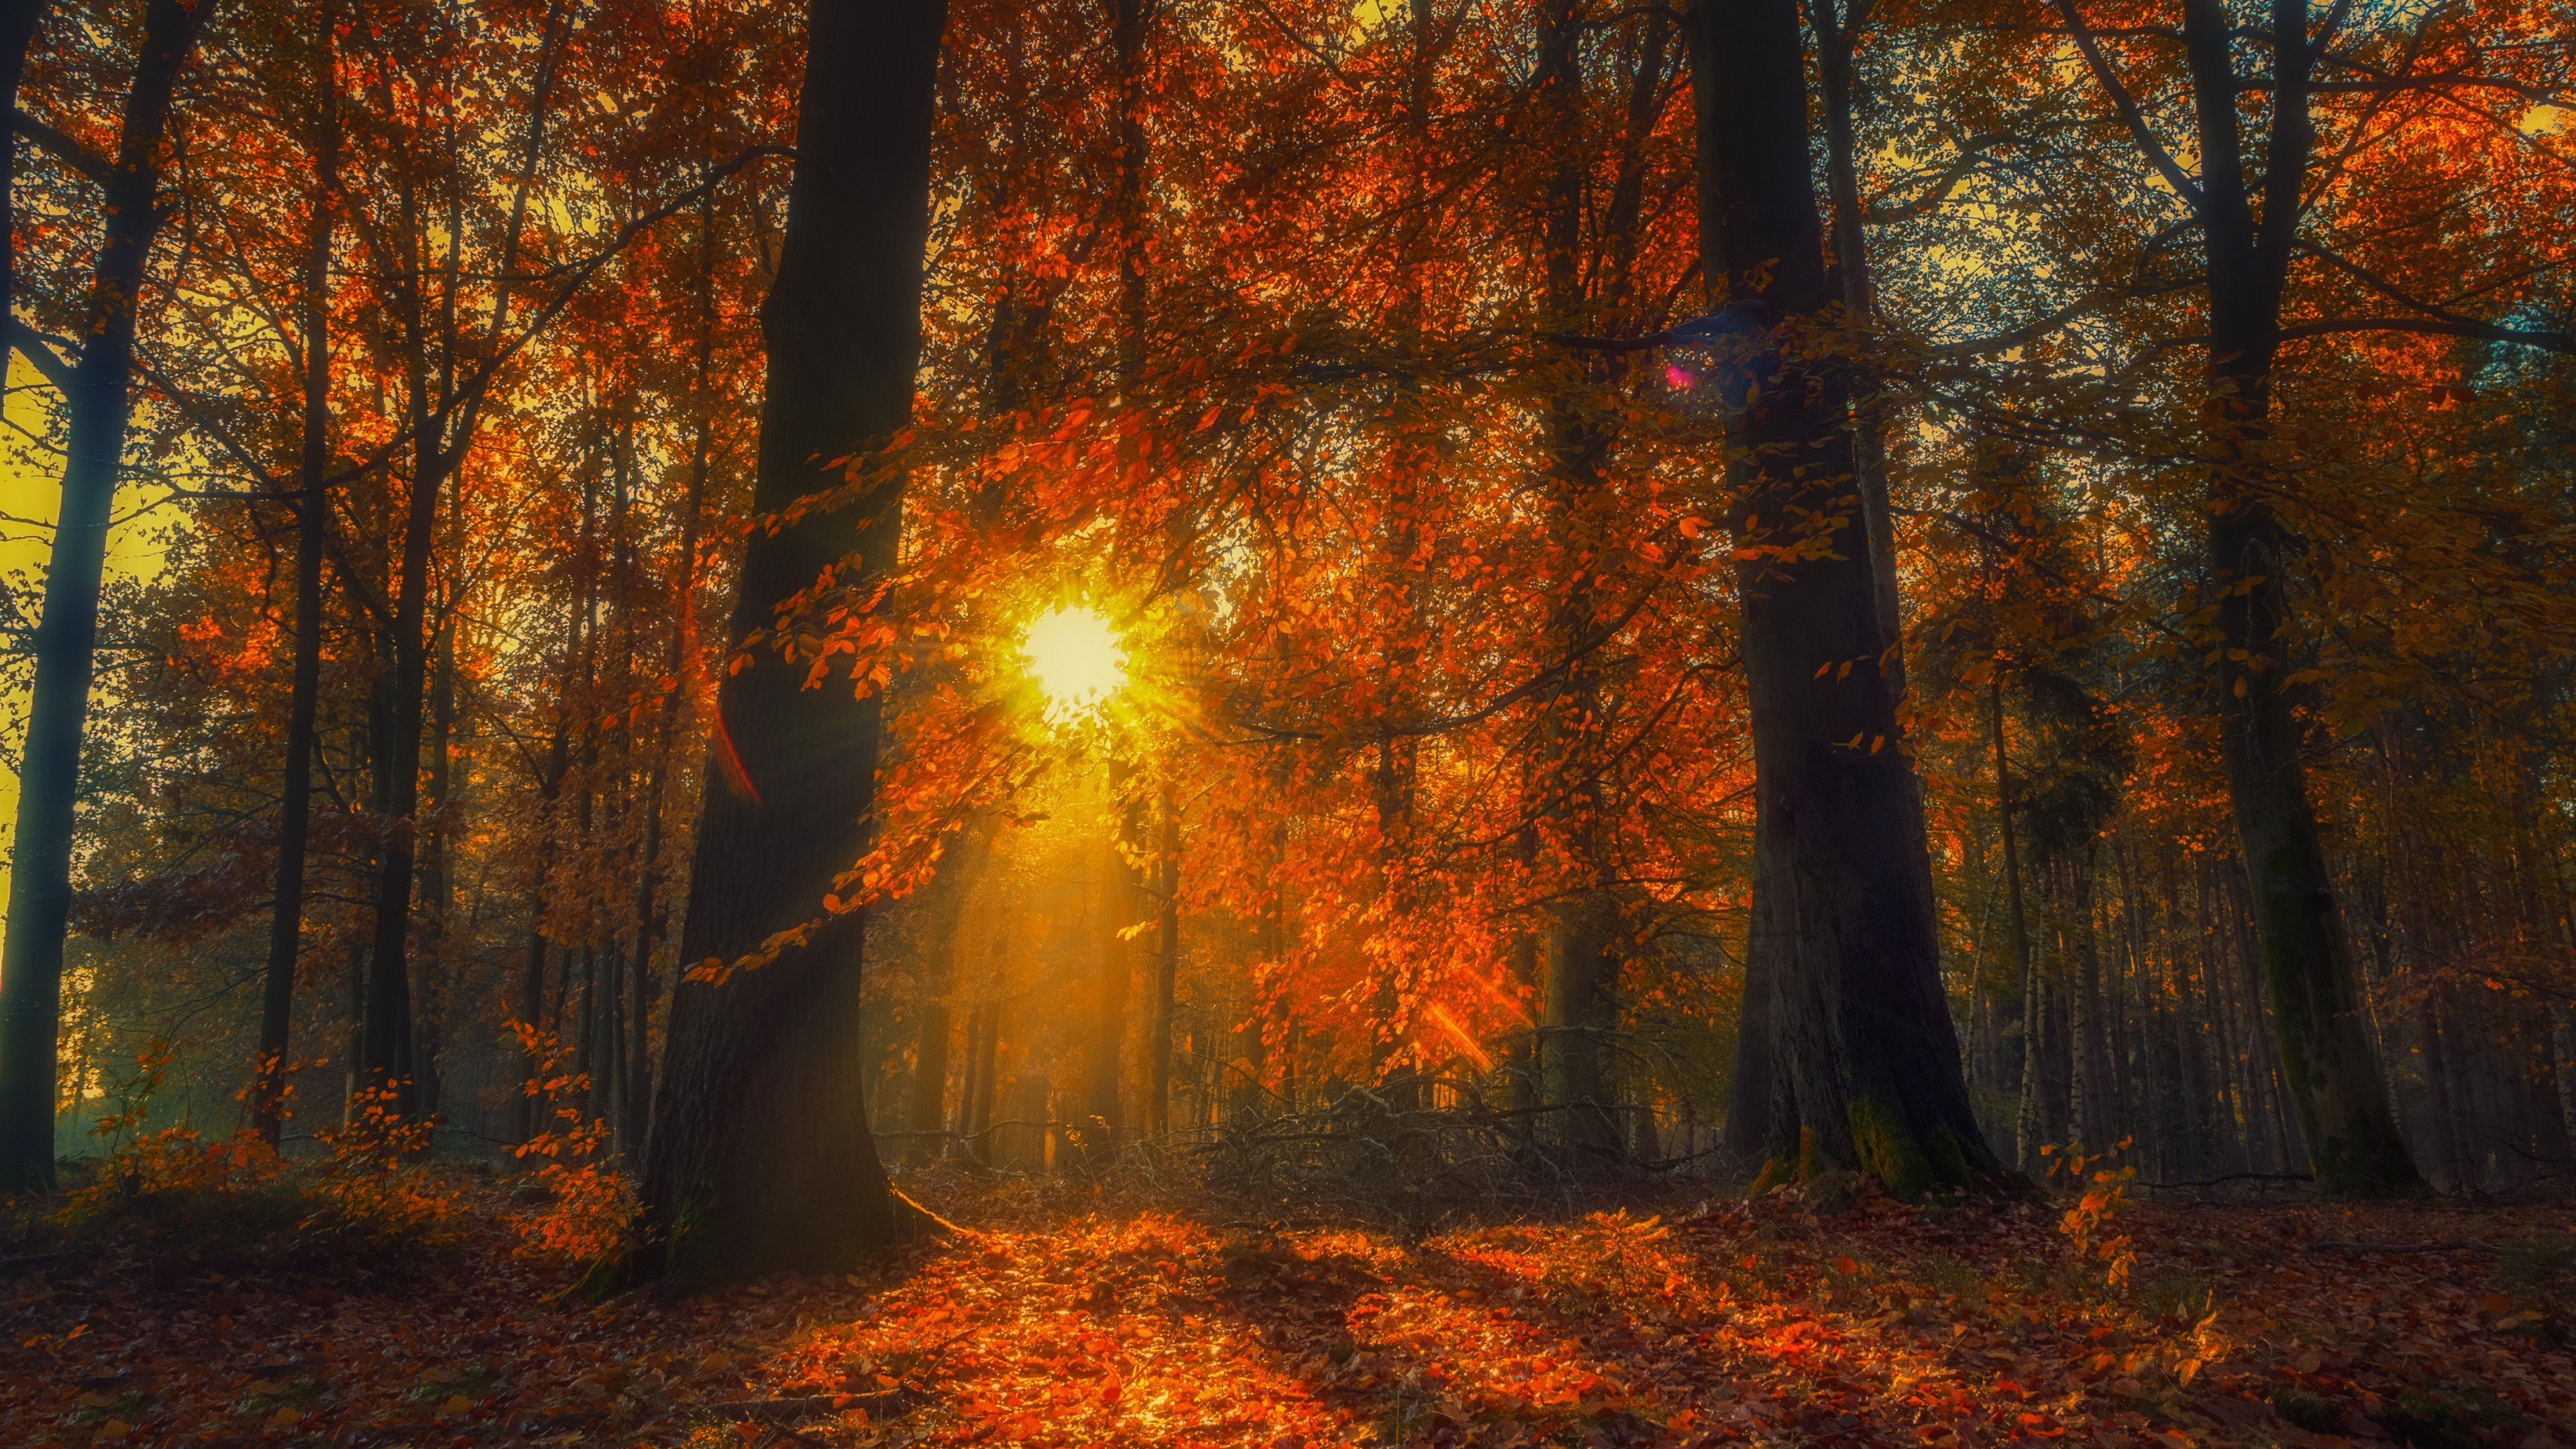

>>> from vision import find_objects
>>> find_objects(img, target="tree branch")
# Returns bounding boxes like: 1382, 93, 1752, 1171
6, 320, 76, 391
2053, 0, 2208, 212
11, 109, 112, 187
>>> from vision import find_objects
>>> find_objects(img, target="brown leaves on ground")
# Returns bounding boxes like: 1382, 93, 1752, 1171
3, 1175, 2571, 1448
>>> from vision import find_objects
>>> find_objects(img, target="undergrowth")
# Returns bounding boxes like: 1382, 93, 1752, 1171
2, 1038, 634, 1277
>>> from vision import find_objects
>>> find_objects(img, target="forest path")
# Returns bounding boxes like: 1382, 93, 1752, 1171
1, 1175, 2569, 1448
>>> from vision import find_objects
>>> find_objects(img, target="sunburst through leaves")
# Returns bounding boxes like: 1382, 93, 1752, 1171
1021, 606, 1128, 722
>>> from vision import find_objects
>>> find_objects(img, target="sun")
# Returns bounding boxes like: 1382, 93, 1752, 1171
1021, 605, 1128, 720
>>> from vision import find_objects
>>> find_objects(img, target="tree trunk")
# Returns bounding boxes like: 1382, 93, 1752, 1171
906, 822, 989, 1163
1723, 851, 1790, 1172
414, 623, 458, 1129
256, 25, 337, 1146
2173, 0, 2421, 1197
1989, 679, 2036, 1168
622, 201, 720, 1163
1690, 0, 1996, 1195
634, 0, 945, 1289
1146, 788, 1180, 1136
1083, 790, 1136, 1164
1807, 0, 1902, 704
0, 0, 208, 1190
1527, 0, 1659, 1164
518, 694, 573, 1140
2551, 1005, 2576, 1153
960, 1000, 1000, 1161
0, 0, 52, 325
358, 181, 441, 1122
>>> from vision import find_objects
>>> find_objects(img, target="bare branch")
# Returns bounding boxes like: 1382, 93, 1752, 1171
11, 109, 112, 187
2053, 0, 2208, 213
5, 321, 76, 391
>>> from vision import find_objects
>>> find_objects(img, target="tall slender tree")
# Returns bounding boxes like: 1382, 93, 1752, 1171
0, 0, 210, 1191
253, 13, 337, 1146
2051, 0, 2434, 1195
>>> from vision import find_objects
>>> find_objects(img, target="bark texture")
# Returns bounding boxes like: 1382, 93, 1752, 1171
255, 27, 336, 1144
1, 0, 50, 325
635, 0, 945, 1289
0, 0, 207, 1191
2174, 0, 2421, 1197
1692, 0, 1996, 1195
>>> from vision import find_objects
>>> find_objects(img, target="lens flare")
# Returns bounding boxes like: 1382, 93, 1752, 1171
1022, 606, 1127, 720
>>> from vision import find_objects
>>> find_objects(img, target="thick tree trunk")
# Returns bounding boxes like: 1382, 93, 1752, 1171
1690, 0, 1996, 1196
1723, 851, 1790, 1170
255, 31, 336, 1146
0, 0, 207, 1190
635, 0, 944, 1289
1544, 894, 1618, 1153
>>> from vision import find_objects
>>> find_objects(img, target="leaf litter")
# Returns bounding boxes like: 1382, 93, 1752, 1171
3, 1173, 2570, 1448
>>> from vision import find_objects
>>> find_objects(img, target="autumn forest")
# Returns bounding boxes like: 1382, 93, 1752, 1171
0, 0, 2572, 1442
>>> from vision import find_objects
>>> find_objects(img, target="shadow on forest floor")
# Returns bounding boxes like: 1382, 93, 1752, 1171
2, 1163, 2572, 1448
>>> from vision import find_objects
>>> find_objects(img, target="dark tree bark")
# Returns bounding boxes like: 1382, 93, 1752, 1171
517, 667, 574, 1140
0, 0, 50, 327
635, 0, 945, 1289
2183, 0, 2418, 1196
2046, 0, 2422, 1197
254, 20, 336, 1146
1721, 851, 1790, 1167
1992, 680, 2045, 1170
1690, 0, 1997, 1195
0, 0, 209, 1191
1804, 0, 1902, 700
358, 156, 440, 1121
623, 198, 720, 1161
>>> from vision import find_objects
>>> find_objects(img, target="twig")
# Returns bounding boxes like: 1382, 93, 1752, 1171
888, 1187, 983, 1242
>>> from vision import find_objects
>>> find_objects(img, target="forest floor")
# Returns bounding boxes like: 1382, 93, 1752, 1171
2, 1165, 2572, 1449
